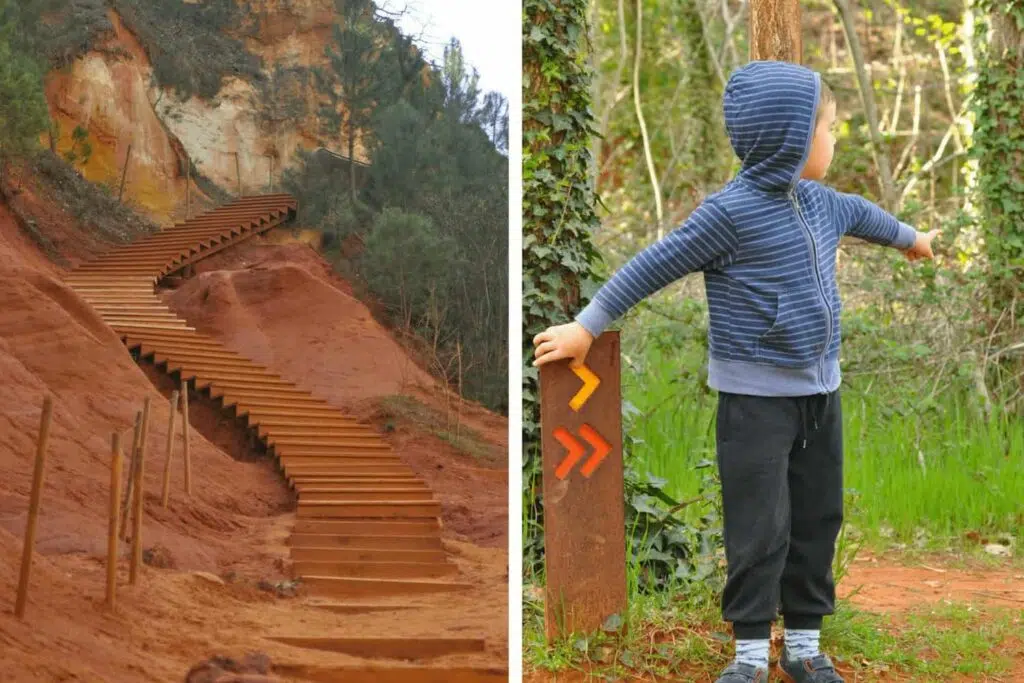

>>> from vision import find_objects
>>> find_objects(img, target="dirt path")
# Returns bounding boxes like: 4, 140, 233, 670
840, 553, 1024, 612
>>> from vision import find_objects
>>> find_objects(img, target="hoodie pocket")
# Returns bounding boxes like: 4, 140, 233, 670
755, 291, 829, 366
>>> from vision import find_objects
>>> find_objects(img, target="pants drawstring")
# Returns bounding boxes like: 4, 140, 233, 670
799, 393, 831, 449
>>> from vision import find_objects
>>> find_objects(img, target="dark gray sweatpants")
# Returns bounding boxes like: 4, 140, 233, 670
715, 390, 843, 641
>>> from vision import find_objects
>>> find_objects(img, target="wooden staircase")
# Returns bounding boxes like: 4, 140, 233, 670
64, 195, 494, 676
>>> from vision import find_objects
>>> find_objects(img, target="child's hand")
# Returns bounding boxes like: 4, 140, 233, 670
904, 229, 940, 262
533, 322, 594, 368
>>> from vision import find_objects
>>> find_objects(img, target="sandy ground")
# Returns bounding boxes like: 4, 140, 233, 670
0, 196, 508, 680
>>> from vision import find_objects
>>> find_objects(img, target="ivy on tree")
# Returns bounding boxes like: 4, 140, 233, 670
972, 0, 1024, 322
522, 0, 604, 571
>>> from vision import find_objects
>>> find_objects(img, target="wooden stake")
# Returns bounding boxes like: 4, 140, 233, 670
119, 411, 142, 540
106, 432, 123, 609
181, 381, 192, 497
235, 152, 242, 197
15, 396, 53, 619
117, 143, 132, 202
160, 390, 180, 507
129, 397, 151, 585
186, 160, 192, 220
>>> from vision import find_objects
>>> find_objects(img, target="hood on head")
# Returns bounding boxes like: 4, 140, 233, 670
723, 61, 820, 193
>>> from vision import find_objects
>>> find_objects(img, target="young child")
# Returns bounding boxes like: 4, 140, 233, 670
532, 61, 938, 683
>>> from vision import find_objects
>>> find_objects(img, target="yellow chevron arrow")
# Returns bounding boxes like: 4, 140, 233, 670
569, 363, 600, 412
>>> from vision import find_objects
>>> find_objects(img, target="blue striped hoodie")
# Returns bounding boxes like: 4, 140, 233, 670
576, 61, 917, 397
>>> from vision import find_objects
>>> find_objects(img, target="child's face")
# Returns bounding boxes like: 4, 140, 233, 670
801, 100, 837, 181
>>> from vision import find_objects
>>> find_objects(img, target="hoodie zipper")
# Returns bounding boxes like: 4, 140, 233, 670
790, 190, 831, 392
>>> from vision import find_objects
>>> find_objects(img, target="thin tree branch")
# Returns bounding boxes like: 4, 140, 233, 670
833, 0, 897, 211
935, 39, 965, 152
697, 1, 728, 88
632, 0, 664, 240
892, 83, 921, 181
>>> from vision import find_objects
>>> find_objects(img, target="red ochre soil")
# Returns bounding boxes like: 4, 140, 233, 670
0, 195, 508, 680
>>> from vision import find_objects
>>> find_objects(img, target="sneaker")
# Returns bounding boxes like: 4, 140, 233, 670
778, 654, 844, 682
715, 662, 768, 682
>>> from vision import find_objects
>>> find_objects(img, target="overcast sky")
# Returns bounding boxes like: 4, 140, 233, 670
390, 0, 518, 101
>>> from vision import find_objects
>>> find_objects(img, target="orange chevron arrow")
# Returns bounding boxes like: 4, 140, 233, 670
569, 363, 600, 411
553, 427, 586, 480
578, 424, 612, 477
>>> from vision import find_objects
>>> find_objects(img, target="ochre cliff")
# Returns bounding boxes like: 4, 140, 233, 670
44, 1, 360, 223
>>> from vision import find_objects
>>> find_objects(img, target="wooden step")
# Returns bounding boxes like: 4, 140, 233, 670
292, 560, 456, 579
289, 534, 442, 551
258, 426, 379, 439
237, 403, 345, 416
283, 465, 413, 477
297, 501, 441, 519
271, 438, 390, 451
211, 386, 324, 402
290, 547, 446, 564
162, 361, 282, 380
294, 489, 435, 503
266, 636, 485, 660
292, 519, 439, 536
297, 577, 472, 599
250, 417, 368, 431
290, 478, 426, 489
278, 456, 402, 468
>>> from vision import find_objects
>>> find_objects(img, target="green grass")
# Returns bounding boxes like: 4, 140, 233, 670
622, 346, 1023, 550
525, 587, 1024, 680
824, 602, 1024, 679
376, 395, 501, 462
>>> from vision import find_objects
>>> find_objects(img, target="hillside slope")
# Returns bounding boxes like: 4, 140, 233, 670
0, 170, 507, 679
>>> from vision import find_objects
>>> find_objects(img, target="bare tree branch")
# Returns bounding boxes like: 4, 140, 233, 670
631, 0, 664, 240
892, 83, 920, 181
833, 0, 897, 210
935, 39, 965, 153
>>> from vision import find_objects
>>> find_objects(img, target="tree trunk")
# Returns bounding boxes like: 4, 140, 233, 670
749, 0, 802, 62
974, 3, 1024, 398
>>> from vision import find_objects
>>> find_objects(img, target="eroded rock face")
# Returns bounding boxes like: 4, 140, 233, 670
44, 1, 360, 223
44, 9, 195, 223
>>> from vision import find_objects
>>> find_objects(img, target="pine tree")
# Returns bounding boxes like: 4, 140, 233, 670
319, 0, 386, 204
0, 0, 50, 186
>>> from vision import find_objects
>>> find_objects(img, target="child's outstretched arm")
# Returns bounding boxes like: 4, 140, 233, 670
533, 199, 737, 367
828, 189, 939, 261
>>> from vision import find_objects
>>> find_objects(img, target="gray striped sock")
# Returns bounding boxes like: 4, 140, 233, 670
784, 628, 821, 661
734, 638, 770, 669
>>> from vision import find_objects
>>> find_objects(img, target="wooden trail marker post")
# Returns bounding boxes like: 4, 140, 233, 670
539, 332, 626, 640
129, 397, 151, 585
107, 433, 123, 609
160, 390, 180, 507
15, 396, 53, 619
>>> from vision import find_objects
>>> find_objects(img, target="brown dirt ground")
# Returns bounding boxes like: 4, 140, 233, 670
0, 196, 508, 680
526, 556, 1024, 682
